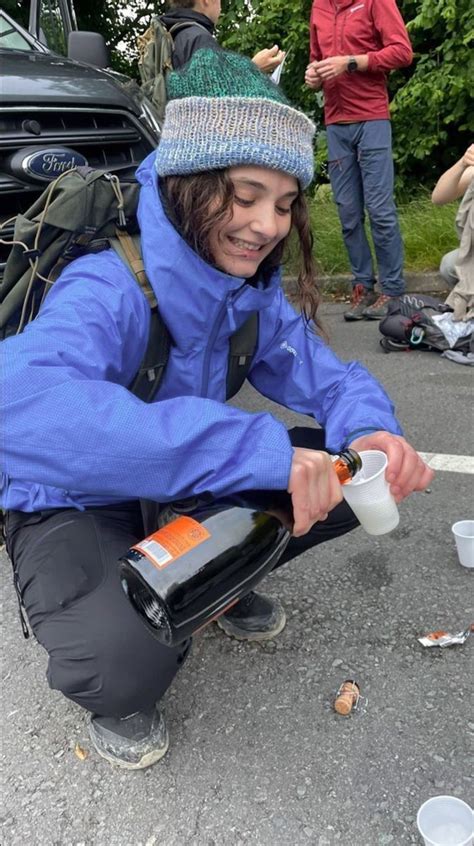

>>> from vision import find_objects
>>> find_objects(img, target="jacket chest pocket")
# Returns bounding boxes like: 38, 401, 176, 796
339, 5, 378, 53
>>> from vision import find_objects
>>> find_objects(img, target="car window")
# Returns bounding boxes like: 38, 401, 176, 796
0, 13, 35, 50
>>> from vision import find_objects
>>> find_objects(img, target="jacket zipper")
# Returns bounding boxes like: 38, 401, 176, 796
200, 285, 246, 397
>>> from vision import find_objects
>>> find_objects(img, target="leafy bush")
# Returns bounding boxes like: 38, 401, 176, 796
390, 0, 474, 191
219, 0, 473, 191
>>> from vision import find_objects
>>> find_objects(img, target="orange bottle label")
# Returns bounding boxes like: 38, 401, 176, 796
132, 516, 211, 570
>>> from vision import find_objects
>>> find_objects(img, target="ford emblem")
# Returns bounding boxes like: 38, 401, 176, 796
22, 147, 88, 181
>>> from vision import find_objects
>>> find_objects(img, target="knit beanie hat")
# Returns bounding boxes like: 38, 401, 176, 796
155, 48, 315, 189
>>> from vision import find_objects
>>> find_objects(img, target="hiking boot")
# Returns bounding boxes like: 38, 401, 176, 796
89, 705, 169, 770
217, 591, 286, 641
343, 284, 377, 321
362, 293, 394, 320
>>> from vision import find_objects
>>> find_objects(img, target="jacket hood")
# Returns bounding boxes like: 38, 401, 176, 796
135, 151, 281, 351
160, 9, 215, 33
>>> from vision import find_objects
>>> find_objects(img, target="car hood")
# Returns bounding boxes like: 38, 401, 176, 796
0, 49, 142, 111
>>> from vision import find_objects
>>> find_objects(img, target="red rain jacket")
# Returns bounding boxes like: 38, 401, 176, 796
309, 0, 413, 125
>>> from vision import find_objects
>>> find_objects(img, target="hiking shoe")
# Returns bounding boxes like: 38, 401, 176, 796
89, 706, 169, 770
362, 293, 394, 320
217, 591, 286, 641
343, 284, 377, 321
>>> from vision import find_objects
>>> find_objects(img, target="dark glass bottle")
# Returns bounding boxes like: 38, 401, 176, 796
119, 449, 362, 647
120, 496, 290, 647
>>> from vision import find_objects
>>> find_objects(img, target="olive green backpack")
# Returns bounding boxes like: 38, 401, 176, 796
137, 18, 208, 127
0, 167, 258, 402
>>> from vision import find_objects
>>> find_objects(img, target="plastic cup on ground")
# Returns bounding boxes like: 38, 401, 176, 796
451, 521, 474, 569
341, 449, 399, 536
417, 796, 473, 846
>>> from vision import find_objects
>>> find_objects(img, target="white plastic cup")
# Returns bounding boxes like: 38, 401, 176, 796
341, 449, 399, 536
451, 521, 474, 569
417, 795, 473, 846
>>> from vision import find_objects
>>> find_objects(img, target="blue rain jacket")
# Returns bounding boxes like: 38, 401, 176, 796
1, 152, 402, 512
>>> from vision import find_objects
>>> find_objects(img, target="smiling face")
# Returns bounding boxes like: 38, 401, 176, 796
208, 166, 299, 278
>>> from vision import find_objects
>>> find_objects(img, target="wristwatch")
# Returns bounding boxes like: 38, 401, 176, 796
347, 56, 358, 73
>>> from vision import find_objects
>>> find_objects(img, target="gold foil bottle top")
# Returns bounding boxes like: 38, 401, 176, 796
331, 449, 362, 485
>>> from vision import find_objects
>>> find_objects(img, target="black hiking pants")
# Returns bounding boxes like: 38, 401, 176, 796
4, 427, 359, 717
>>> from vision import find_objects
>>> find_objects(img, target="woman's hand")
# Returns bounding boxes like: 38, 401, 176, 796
432, 144, 474, 204
252, 46, 285, 74
288, 448, 343, 537
349, 431, 434, 502
461, 143, 474, 168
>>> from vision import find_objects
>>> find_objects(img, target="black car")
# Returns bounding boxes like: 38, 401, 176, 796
0, 0, 160, 281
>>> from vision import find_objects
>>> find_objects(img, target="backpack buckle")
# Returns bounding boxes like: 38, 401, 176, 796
115, 209, 128, 230
23, 248, 41, 261
410, 326, 425, 345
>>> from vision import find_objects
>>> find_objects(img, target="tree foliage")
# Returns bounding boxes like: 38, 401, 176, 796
219, 0, 316, 118
3, 0, 28, 27
72, 0, 473, 190
219, 0, 473, 190
74, 0, 159, 74
390, 0, 474, 190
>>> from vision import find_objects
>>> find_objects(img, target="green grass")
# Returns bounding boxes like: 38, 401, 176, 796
287, 188, 459, 276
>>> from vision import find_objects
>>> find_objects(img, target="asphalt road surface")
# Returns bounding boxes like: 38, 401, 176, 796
1, 303, 472, 846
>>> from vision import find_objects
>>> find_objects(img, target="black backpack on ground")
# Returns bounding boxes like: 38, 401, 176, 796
0, 167, 258, 402
378, 293, 472, 354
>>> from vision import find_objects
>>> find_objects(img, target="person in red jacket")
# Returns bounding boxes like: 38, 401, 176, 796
305, 0, 413, 321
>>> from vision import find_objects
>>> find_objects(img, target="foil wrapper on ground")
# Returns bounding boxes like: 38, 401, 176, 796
418, 625, 473, 647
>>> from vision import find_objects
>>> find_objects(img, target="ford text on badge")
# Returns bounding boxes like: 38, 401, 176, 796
22, 147, 88, 181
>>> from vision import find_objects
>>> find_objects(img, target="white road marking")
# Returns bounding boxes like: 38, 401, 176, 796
418, 452, 474, 474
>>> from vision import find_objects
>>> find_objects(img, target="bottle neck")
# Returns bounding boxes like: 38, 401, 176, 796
331, 449, 362, 483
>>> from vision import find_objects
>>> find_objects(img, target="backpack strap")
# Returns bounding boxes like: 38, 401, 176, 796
112, 229, 157, 308
226, 313, 258, 399
168, 21, 210, 38
110, 231, 171, 402
128, 307, 172, 402
110, 231, 258, 402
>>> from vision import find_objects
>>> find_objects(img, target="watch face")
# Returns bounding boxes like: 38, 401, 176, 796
348, 58, 358, 72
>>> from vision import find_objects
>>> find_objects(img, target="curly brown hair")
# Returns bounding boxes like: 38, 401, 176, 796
159, 170, 321, 327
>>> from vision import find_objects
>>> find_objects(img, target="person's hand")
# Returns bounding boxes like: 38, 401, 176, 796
348, 431, 434, 502
461, 144, 474, 169
313, 56, 349, 81
288, 448, 343, 537
252, 45, 285, 74
305, 62, 323, 89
